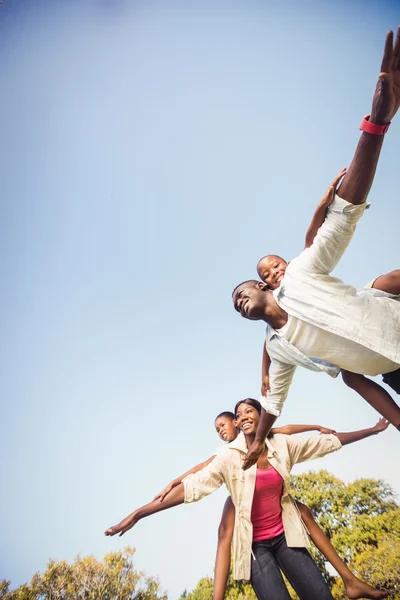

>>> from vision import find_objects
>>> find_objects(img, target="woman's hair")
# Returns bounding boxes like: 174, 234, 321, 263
215, 411, 235, 421
233, 398, 261, 417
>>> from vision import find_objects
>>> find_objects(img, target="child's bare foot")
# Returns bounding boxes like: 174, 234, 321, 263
345, 579, 391, 599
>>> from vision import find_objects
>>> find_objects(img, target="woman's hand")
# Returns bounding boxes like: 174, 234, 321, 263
318, 426, 337, 435
104, 511, 138, 537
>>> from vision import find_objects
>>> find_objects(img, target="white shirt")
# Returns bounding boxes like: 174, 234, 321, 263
183, 431, 342, 580
280, 313, 399, 376
261, 195, 400, 417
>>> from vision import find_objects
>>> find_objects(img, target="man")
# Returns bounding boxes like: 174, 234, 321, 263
232, 27, 400, 468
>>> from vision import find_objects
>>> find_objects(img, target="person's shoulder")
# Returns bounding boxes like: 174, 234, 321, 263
214, 444, 229, 457
267, 433, 292, 450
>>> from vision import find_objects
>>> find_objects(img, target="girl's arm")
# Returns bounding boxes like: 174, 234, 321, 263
304, 168, 347, 249
261, 342, 271, 396
153, 455, 215, 502
271, 424, 336, 435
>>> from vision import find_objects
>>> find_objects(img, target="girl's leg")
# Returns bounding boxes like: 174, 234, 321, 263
273, 533, 334, 600
342, 370, 400, 429
213, 497, 235, 600
372, 270, 400, 295
296, 501, 389, 599
250, 539, 292, 600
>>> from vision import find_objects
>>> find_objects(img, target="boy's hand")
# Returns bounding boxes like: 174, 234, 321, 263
370, 26, 400, 124
261, 375, 270, 396
372, 418, 390, 434
321, 168, 347, 207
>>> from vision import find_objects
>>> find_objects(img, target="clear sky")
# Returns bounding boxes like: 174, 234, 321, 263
1, 0, 399, 597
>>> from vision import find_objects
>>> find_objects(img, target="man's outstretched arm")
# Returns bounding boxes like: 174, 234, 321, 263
338, 27, 400, 206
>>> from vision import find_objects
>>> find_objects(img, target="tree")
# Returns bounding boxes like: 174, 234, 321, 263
290, 470, 400, 592
187, 471, 400, 600
1, 547, 166, 600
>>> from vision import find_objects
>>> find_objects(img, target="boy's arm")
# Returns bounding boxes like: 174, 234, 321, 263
153, 455, 216, 502
304, 168, 346, 249
271, 424, 336, 435
261, 342, 272, 396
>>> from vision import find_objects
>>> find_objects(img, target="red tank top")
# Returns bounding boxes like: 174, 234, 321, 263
251, 466, 284, 541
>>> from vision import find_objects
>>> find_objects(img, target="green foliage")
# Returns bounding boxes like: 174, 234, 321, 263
186, 573, 256, 600
187, 471, 400, 600
1, 547, 166, 600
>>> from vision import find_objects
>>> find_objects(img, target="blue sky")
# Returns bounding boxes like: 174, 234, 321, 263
1, 0, 399, 597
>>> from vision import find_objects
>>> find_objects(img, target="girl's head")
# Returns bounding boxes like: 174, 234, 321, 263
214, 411, 238, 442
256, 255, 288, 289
234, 398, 262, 436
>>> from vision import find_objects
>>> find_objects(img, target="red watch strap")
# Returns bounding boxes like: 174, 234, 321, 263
360, 115, 390, 135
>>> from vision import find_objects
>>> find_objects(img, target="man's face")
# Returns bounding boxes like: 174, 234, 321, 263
232, 282, 267, 320
257, 255, 288, 289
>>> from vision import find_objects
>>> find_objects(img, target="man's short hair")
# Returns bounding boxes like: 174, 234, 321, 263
232, 279, 259, 298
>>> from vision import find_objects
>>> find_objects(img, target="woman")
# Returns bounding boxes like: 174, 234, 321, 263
105, 400, 390, 600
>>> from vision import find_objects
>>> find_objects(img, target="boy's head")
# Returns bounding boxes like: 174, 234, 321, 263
214, 411, 238, 442
256, 255, 288, 289
232, 280, 271, 321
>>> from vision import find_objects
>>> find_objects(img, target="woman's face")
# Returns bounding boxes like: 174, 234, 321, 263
235, 403, 260, 435
215, 416, 238, 442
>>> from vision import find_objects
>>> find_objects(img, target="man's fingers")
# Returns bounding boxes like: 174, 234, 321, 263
380, 30, 394, 74
393, 26, 400, 70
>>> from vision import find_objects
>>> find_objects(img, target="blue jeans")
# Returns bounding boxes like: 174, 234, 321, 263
251, 533, 334, 600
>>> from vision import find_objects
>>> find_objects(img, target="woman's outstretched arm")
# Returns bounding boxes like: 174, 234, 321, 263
153, 455, 215, 502
105, 455, 226, 537
105, 483, 185, 537
335, 417, 389, 446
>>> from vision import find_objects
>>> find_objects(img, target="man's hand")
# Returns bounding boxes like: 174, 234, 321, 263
242, 440, 264, 470
372, 417, 390, 434
370, 26, 400, 124
261, 375, 270, 396
318, 426, 337, 435
104, 512, 138, 537
153, 482, 176, 502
